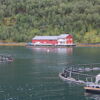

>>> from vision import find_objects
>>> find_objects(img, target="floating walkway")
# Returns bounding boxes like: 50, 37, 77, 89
59, 63, 100, 84
65, 63, 100, 72
59, 63, 100, 94
59, 71, 95, 84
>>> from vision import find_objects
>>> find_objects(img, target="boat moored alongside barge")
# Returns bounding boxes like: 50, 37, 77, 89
84, 74, 100, 94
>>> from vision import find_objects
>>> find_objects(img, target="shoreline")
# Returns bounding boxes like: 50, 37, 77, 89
77, 43, 100, 47
0, 43, 26, 46
0, 43, 100, 47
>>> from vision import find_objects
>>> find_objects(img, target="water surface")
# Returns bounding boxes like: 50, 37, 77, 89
0, 46, 100, 100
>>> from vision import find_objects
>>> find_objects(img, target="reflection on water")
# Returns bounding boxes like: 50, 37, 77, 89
85, 92, 100, 100
29, 47, 73, 55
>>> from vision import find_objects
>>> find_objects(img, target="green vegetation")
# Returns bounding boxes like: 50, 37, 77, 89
0, 0, 100, 43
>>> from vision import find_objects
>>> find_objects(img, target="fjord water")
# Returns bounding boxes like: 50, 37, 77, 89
0, 46, 100, 100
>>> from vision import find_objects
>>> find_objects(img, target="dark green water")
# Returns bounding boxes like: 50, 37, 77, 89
0, 46, 100, 100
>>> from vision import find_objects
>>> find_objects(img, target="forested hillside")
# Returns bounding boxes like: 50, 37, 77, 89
0, 0, 100, 43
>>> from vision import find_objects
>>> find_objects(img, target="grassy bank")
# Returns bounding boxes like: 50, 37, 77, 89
0, 43, 26, 46
0, 42, 100, 47
77, 43, 100, 47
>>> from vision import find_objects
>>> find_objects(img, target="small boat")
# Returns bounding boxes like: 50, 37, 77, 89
84, 74, 100, 94
0, 55, 14, 62
6, 56, 14, 62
